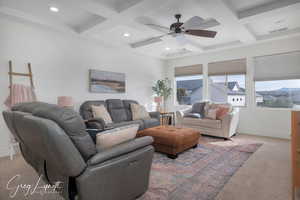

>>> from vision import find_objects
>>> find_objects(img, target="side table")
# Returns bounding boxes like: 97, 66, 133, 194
160, 112, 175, 125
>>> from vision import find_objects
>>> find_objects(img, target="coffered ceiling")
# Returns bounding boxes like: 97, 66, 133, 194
1, 0, 300, 59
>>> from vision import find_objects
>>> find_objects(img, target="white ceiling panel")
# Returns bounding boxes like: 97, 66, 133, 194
0, 0, 105, 32
226, 0, 278, 12
0, 0, 300, 59
247, 11, 300, 36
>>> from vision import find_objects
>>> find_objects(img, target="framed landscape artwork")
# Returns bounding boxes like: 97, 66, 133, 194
89, 69, 126, 93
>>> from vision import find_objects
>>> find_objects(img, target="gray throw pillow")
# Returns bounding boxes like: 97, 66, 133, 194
191, 102, 207, 116
184, 113, 202, 118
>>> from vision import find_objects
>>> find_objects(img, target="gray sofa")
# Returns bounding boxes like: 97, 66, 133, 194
80, 99, 160, 132
2, 102, 154, 200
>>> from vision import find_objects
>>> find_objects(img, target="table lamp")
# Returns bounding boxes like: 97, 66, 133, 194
57, 96, 74, 109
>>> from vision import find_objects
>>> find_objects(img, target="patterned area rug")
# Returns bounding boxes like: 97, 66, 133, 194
139, 139, 262, 200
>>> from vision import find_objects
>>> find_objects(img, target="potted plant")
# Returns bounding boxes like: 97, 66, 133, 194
177, 88, 187, 105
152, 79, 172, 112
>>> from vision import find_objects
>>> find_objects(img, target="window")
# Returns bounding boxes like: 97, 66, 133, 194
176, 75, 203, 105
208, 58, 247, 106
209, 74, 246, 106
175, 65, 203, 105
254, 51, 300, 108
255, 79, 300, 108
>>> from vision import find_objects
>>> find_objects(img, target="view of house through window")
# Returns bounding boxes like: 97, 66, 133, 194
209, 74, 246, 106
176, 75, 203, 105
255, 79, 300, 108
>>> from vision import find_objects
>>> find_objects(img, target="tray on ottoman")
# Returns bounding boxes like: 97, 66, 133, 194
137, 126, 200, 159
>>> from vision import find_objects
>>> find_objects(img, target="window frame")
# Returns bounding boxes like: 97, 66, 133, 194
175, 75, 204, 106
254, 78, 300, 111
208, 73, 247, 107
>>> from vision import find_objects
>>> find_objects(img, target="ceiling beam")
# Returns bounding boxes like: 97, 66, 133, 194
79, 0, 174, 35
238, 1, 300, 24
199, 0, 256, 43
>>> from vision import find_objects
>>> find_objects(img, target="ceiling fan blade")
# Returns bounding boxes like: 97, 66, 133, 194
185, 29, 217, 38
183, 16, 204, 29
130, 33, 169, 48
145, 23, 170, 33
183, 16, 220, 30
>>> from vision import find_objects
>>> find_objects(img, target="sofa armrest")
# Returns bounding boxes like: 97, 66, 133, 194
176, 108, 192, 123
85, 118, 111, 130
221, 108, 240, 138
87, 136, 154, 166
149, 111, 160, 120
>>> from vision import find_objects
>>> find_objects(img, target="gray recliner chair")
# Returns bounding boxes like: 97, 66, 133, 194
2, 102, 154, 200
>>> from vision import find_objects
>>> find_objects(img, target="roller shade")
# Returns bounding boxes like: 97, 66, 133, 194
208, 58, 246, 76
254, 51, 300, 81
175, 64, 203, 77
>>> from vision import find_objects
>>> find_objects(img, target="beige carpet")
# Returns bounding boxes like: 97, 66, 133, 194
0, 134, 291, 200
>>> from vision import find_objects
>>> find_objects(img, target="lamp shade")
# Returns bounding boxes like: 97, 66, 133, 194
57, 96, 74, 107
154, 96, 162, 103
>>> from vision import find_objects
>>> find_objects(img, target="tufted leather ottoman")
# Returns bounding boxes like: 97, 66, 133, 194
138, 126, 201, 159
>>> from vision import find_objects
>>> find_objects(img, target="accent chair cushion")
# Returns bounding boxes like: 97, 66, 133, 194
184, 113, 202, 118
130, 103, 151, 120
205, 103, 232, 120
182, 118, 222, 129
91, 105, 112, 124
96, 125, 139, 151
205, 108, 218, 120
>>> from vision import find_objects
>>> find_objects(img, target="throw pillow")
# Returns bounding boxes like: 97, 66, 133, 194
191, 101, 207, 116
184, 113, 202, 118
91, 105, 112, 124
130, 103, 151, 120
206, 108, 218, 120
96, 124, 139, 151
216, 104, 232, 119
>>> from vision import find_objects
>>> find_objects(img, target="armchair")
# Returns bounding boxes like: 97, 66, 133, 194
176, 103, 239, 139
3, 102, 154, 200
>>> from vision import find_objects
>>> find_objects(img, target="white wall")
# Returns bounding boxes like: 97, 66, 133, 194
166, 36, 300, 139
0, 17, 165, 157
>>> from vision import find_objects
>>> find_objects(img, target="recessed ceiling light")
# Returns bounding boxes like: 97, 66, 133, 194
123, 33, 130, 37
49, 6, 59, 12
165, 47, 171, 51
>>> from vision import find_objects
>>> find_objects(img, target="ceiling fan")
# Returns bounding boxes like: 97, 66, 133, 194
130, 14, 218, 48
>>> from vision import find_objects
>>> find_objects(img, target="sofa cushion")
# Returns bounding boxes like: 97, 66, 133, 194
182, 118, 222, 129
123, 100, 138, 121
113, 120, 144, 130
130, 103, 151, 120
91, 105, 112, 124
106, 99, 128, 122
80, 101, 106, 120
191, 102, 207, 116
143, 118, 160, 129
184, 113, 202, 118
96, 125, 139, 151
